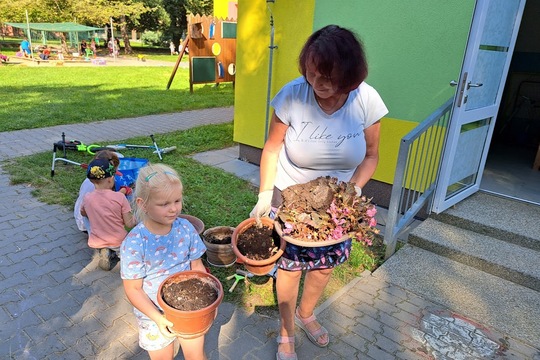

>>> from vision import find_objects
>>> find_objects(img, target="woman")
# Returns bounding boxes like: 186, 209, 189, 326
250, 25, 388, 360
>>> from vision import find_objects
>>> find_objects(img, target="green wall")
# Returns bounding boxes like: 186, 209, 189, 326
313, 0, 475, 123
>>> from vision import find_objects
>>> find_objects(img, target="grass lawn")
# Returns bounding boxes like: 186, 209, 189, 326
0, 66, 233, 132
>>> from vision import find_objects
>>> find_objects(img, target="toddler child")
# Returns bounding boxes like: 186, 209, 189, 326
121, 164, 208, 360
74, 150, 130, 233
81, 158, 136, 270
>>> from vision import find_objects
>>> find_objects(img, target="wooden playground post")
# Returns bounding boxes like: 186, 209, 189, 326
166, 37, 190, 90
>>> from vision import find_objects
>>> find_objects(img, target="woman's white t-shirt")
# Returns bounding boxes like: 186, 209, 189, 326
271, 76, 388, 190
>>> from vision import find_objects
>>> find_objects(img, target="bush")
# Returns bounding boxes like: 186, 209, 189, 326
141, 31, 163, 46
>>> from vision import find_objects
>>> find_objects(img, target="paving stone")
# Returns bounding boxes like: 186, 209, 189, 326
395, 347, 432, 360
392, 308, 422, 327
350, 322, 377, 342
358, 313, 384, 333
6, 245, 43, 263
328, 338, 362, 359
62, 317, 104, 352
396, 299, 426, 316
340, 331, 371, 350
36, 333, 70, 357
0, 258, 29, 278
349, 289, 375, 306
366, 342, 396, 360
0, 332, 34, 358
381, 324, 417, 348
334, 301, 364, 320
373, 296, 401, 316
0, 272, 29, 293
379, 286, 411, 302
219, 332, 264, 359
374, 332, 406, 354
30, 248, 66, 267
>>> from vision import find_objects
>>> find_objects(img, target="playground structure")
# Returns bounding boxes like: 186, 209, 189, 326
167, 14, 236, 92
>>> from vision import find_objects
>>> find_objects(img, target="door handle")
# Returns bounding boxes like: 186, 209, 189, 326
467, 81, 483, 89
450, 80, 458, 87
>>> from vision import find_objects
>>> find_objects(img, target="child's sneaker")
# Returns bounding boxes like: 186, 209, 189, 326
98, 248, 114, 271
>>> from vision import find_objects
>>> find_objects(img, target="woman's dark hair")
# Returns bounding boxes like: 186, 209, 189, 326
299, 25, 368, 93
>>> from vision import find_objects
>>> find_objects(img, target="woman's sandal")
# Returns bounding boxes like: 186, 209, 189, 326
294, 308, 329, 347
276, 336, 297, 360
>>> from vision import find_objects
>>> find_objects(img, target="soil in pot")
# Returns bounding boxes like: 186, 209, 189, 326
236, 223, 280, 260
204, 228, 233, 245
161, 278, 218, 311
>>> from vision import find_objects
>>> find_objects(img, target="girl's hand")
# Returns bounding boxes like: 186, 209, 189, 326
156, 314, 177, 339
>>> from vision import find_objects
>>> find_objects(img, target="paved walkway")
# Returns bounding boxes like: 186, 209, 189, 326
1, 108, 539, 359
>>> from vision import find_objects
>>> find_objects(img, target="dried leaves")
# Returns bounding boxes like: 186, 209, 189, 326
276, 176, 379, 244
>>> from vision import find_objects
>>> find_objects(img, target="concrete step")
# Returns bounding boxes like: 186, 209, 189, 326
373, 245, 540, 348
431, 192, 540, 251
408, 217, 540, 291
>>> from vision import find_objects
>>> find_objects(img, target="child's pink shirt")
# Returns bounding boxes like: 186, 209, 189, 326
81, 189, 132, 249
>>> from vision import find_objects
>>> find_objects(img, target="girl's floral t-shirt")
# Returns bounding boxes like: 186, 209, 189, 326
120, 217, 206, 320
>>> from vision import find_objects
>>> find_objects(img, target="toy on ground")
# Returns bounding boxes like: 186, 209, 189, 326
104, 134, 176, 161
51, 133, 176, 177
226, 269, 253, 292
51, 132, 112, 177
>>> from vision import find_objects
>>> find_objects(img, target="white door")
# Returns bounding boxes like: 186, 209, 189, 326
432, 0, 526, 213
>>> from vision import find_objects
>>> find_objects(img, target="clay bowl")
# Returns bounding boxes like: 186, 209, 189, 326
178, 214, 205, 235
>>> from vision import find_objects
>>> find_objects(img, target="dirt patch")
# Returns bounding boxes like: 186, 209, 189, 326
10, 55, 185, 68
161, 278, 218, 311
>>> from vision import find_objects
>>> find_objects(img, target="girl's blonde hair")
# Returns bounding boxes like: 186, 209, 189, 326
133, 163, 183, 222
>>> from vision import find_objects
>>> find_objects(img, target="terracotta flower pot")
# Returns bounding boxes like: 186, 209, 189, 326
157, 270, 223, 339
202, 226, 237, 267
178, 214, 205, 235
231, 217, 285, 275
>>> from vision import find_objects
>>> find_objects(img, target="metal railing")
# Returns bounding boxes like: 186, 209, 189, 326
383, 98, 453, 258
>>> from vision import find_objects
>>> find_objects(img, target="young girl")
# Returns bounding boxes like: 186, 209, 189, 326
121, 164, 208, 360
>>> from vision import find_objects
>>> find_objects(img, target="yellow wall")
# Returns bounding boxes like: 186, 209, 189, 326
233, 0, 315, 148
376, 118, 417, 183
214, 0, 237, 19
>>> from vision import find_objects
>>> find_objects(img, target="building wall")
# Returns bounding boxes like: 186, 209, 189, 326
234, 0, 315, 151
214, 0, 238, 19
234, 0, 475, 184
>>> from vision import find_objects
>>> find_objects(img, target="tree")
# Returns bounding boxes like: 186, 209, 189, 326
162, 0, 187, 51
1, 0, 214, 53
162, 0, 213, 52
184, 0, 213, 17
